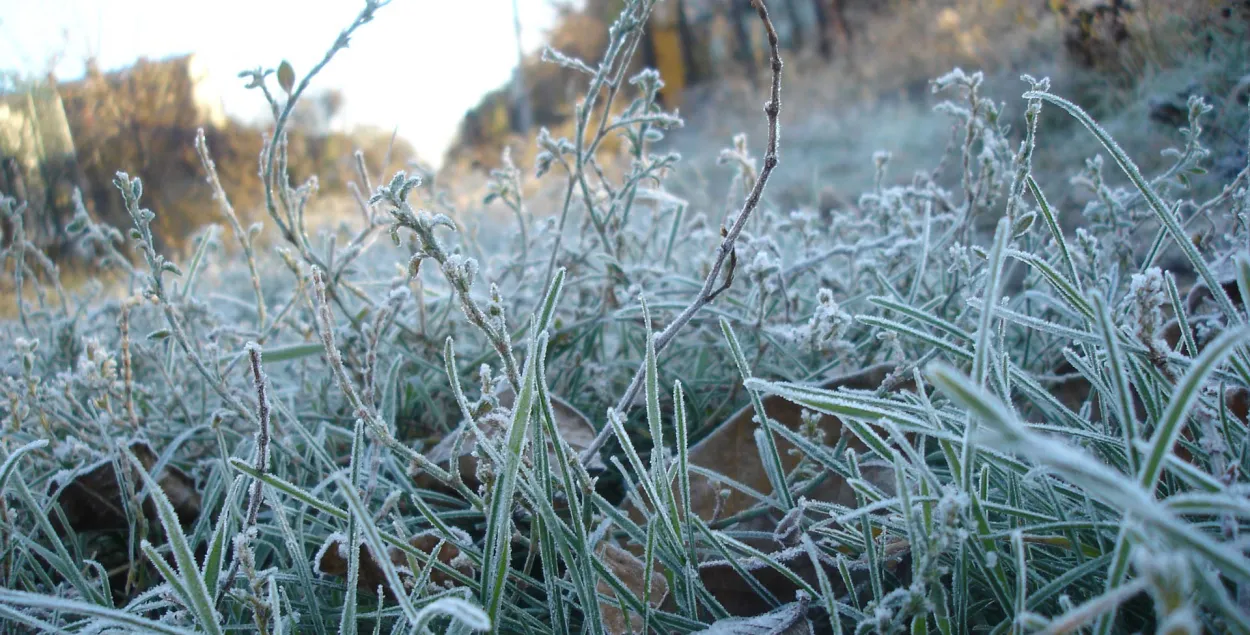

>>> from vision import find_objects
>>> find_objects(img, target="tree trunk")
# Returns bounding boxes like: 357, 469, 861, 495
811, 0, 833, 59
676, 0, 702, 84
510, 0, 533, 134
730, 2, 757, 83
781, 0, 805, 52
830, 0, 852, 50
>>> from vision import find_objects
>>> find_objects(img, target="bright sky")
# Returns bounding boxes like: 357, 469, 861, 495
0, 0, 561, 167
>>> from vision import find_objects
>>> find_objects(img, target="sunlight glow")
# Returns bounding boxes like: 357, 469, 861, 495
0, 0, 559, 166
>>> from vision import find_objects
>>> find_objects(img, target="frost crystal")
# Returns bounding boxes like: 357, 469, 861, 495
1128, 267, 1168, 359
802, 288, 853, 353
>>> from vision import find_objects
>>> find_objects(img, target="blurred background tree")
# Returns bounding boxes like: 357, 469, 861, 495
2, 55, 417, 268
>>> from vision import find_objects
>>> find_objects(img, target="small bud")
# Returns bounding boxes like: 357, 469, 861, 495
1011, 212, 1036, 238
277, 60, 296, 95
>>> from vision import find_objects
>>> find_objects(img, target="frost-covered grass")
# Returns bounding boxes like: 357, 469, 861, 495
2, 0, 1250, 633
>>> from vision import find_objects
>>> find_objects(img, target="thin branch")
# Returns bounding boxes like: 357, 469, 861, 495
579, 0, 784, 467
242, 343, 272, 529
214, 343, 272, 608
196, 129, 267, 329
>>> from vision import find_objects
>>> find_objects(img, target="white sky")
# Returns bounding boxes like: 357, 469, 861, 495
0, 0, 561, 167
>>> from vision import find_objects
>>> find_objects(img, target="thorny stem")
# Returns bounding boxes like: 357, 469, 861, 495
580, 0, 784, 467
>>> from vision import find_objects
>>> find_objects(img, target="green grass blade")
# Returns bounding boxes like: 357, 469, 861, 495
1025, 89, 1242, 323
481, 333, 546, 624
124, 448, 222, 635
0, 588, 201, 635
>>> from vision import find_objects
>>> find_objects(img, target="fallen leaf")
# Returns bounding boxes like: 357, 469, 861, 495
1049, 275, 1246, 464
688, 537, 910, 619
1184, 277, 1242, 317
420, 387, 605, 490
1226, 386, 1249, 424
625, 363, 903, 540
595, 539, 669, 634
615, 364, 908, 618
314, 532, 471, 598
691, 595, 814, 634
49, 441, 200, 536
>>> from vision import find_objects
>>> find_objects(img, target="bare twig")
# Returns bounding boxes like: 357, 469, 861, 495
257, 1, 387, 251
540, 0, 658, 290
371, 183, 523, 391
309, 267, 483, 508
214, 343, 272, 608
579, 0, 784, 467
119, 299, 139, 429
196, 130, 267, 330
242, 343, 272, 529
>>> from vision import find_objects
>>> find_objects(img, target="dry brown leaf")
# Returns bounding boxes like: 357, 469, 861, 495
690, 595, 814, 634
314, 532, 471, 598
625, 363, 903, 539
49, 441, 200, 536
687, 537, 911, 619
1226, 386, 1249, 424
595, 539, 669, 635
612, 364, 909, 618
1049, 275, 1247, 465
1184, 277, 1243, 317
420, 387, 605, 490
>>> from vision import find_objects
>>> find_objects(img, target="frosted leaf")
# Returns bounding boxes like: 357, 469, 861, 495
804, 288, 853, 353
692, 597, 812, 634
312, 532, 351, 577
1128, 267, 1168, 355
